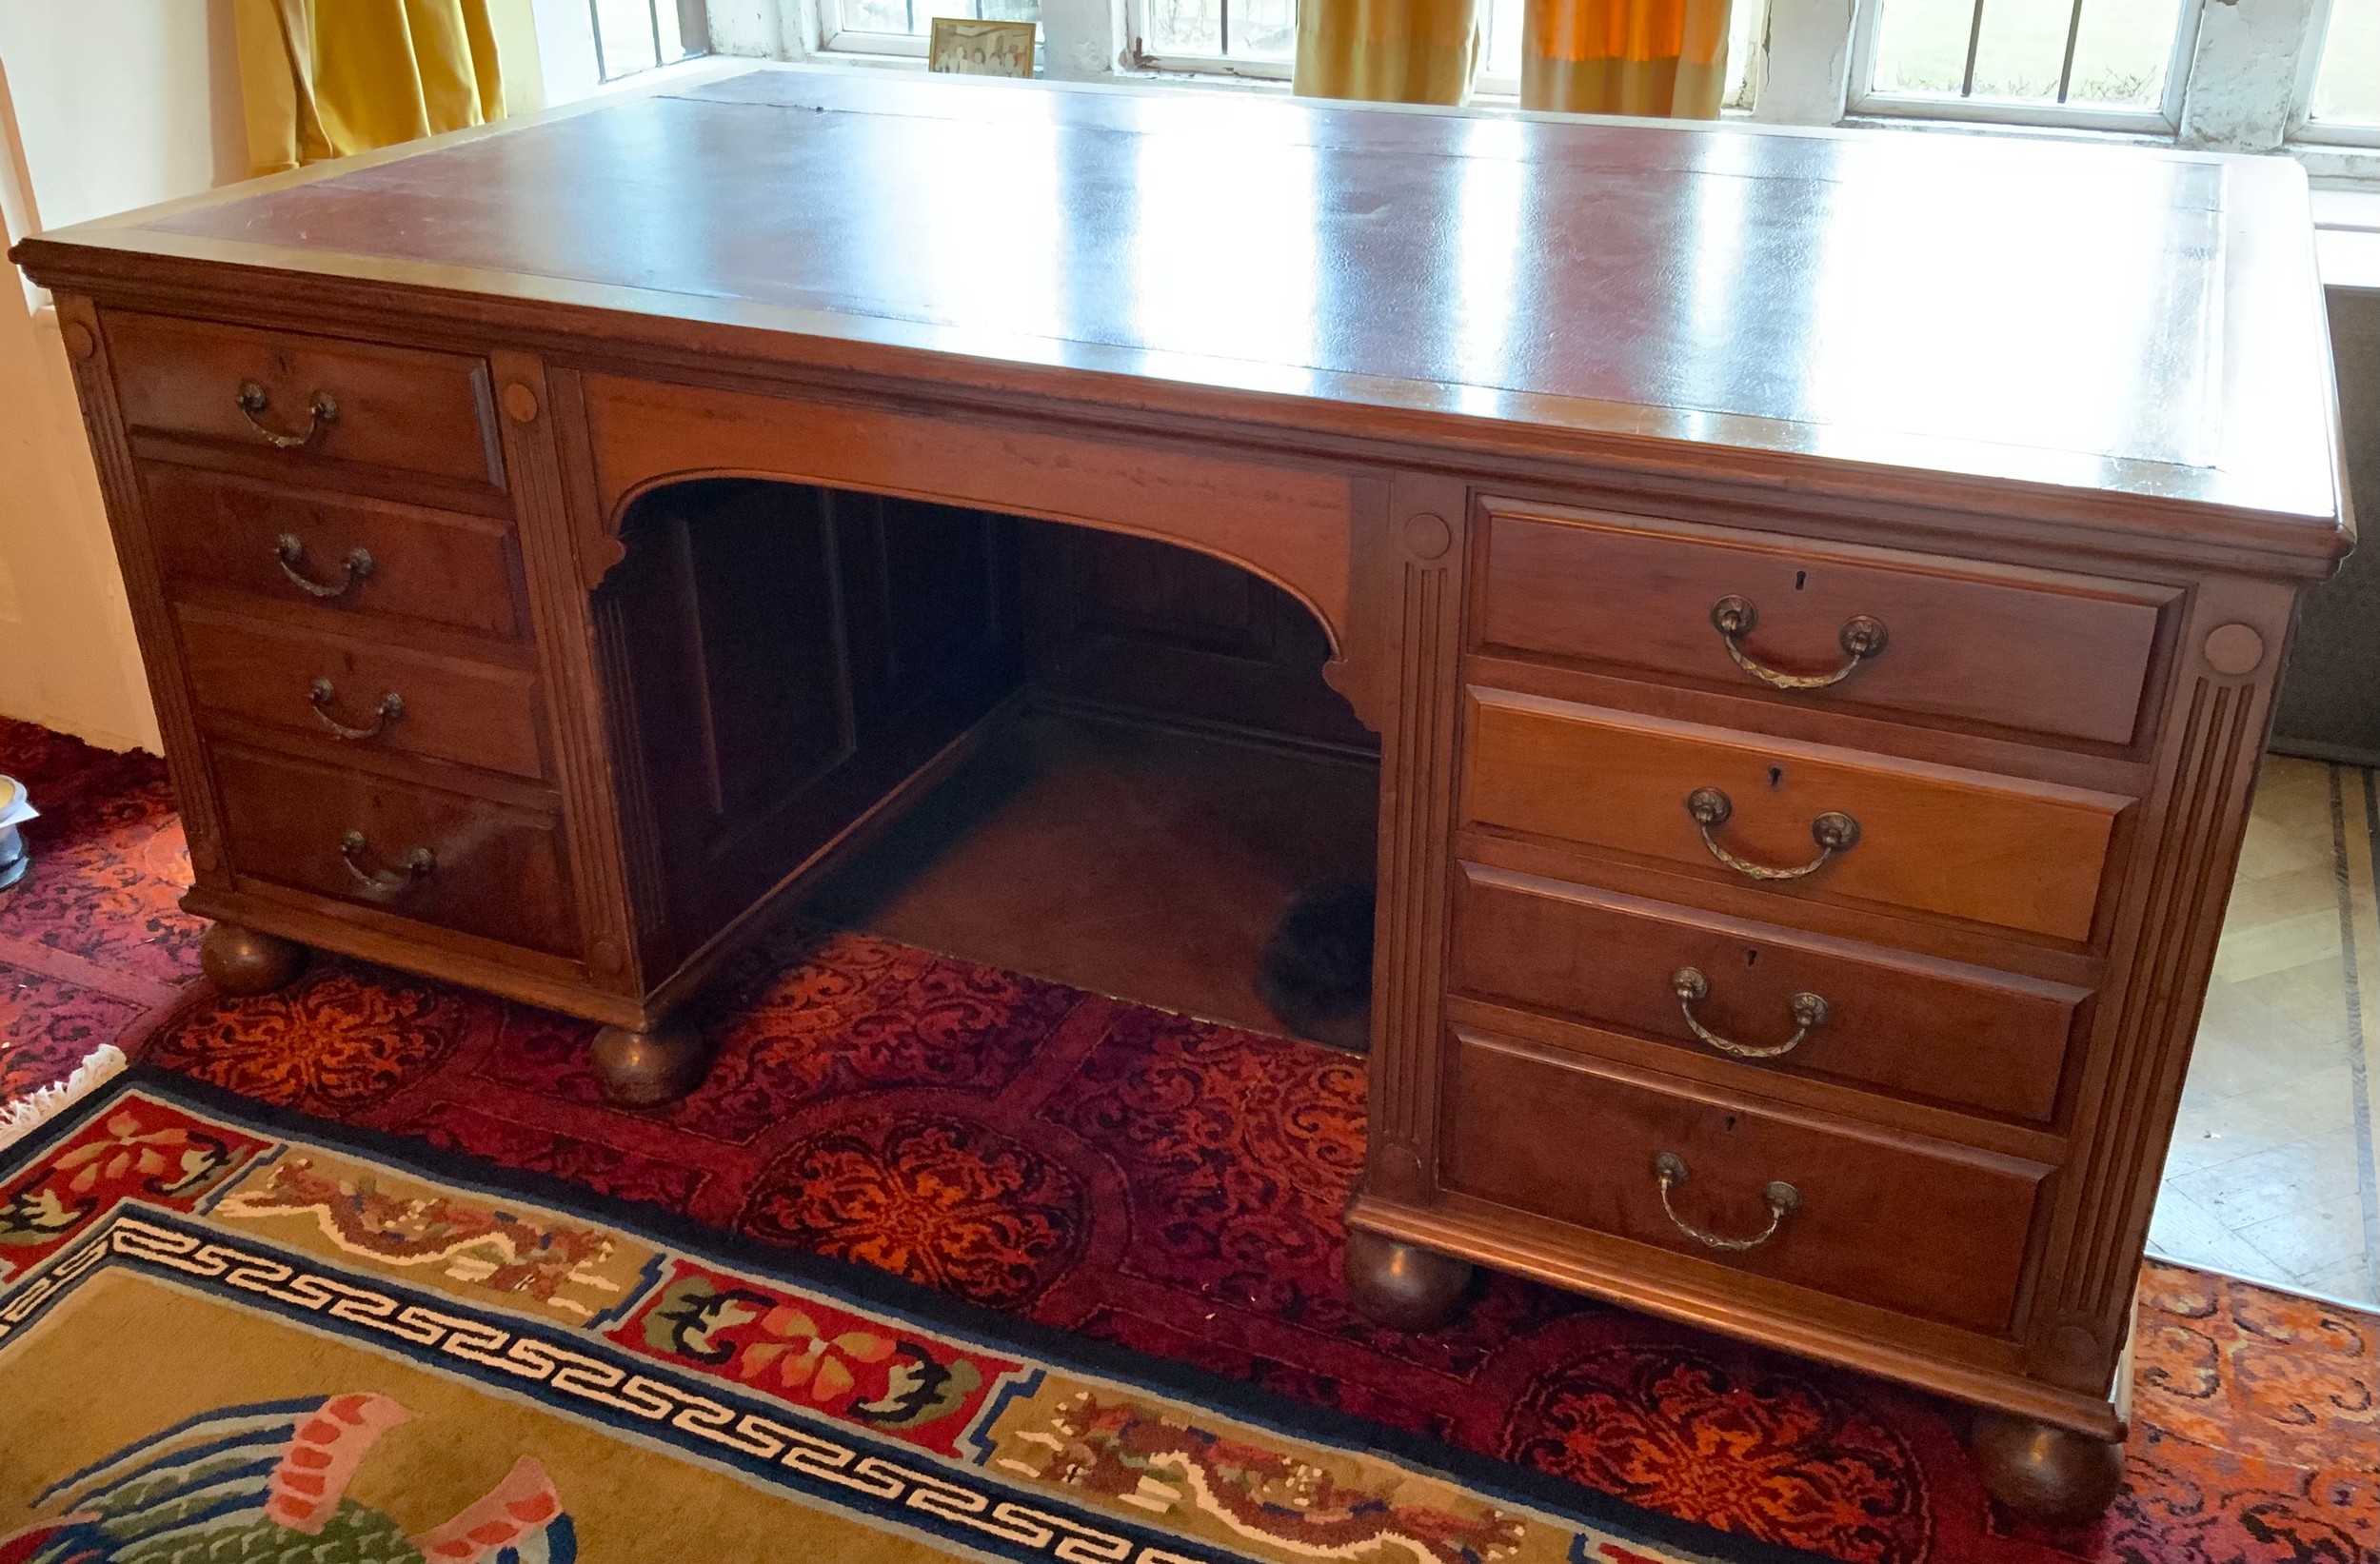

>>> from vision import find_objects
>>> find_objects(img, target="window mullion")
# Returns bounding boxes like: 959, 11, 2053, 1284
1756, 0, 1858, 123
1042, 0, 1121, 78
2174, 0, 2322, 148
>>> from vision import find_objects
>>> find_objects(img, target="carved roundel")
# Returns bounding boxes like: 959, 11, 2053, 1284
1403, 512, 1453, 561
2203, 623, 2265, 678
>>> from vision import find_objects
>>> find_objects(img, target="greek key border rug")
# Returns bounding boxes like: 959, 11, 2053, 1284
0, 1071, 1815, 1564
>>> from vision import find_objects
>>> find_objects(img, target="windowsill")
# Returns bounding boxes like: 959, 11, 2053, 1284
1115, 51, 1292, 87
2320, 230, 2380, 292
803, 48, 938, 70
565, 51, 745, 103
2315, 188, 2380, 293
2293, 143, 2380, 191
1837, 110, 2176, 149
2315, 188, 2380, 228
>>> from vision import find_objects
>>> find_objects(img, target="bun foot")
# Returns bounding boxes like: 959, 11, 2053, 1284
199, 922, 309, 996
1344, 1228, 1474, 1331
1970, 1411, 2126, 1528
591, 1020, 709, 1108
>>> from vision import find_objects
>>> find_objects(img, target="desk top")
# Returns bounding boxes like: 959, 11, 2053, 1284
16, 67, 2348, 554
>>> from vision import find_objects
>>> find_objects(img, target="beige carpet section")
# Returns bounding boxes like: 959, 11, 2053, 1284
0, 1273, 966, 1564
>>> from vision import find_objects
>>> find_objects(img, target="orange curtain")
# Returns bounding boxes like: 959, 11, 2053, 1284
1294, 0, 1482, 106
234, 0, 506, 178
1520, 0, 1730, 117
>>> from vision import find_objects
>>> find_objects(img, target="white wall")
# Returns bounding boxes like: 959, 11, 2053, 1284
0, 0, 248, 755
0, 0, 552, 756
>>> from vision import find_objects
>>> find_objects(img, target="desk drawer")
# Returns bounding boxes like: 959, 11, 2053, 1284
179, 607, 545, 781
146, 465, 523, 638
1475, 506, 2170, 746
1451, 863, 2086, 1122
1444, 1031, 2048, 1334
211, 742, 576, 957
1460, 689, 2130, 942
107, 311, 502, 488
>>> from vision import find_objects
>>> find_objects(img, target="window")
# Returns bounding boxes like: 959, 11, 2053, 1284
822, 0, 1041, 57
1137, 0, 1294, 69
590, 0, 706, 80
2301, 0, 2380, 141
1851, 0, 2203, 128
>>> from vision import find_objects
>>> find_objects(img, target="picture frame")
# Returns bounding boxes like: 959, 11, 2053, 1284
927, 17, 1037, 76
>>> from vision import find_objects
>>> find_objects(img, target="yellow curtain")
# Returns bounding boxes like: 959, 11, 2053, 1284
1520, 0, 1731, 116
1294, 0, 1482, 106
234, 0, 506, 178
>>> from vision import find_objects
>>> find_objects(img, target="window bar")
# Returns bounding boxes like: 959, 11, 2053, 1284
2053, 0, 2087, 99
647, 0, 665, 67
1220, 0, 1231, 57
586, 0, 611, 79
1958, 0, 1986, 95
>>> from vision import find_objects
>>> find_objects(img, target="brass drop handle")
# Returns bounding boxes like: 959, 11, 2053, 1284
339, 830, 435, 894
1711, 597, 1887, 691
1654, 1152, 1800, 1252
1684, 788, 1859, 882
274, 533, 374, 599
237, 380, 339, 448
308, 677, 404, 741
1672, 967, 1829, 1059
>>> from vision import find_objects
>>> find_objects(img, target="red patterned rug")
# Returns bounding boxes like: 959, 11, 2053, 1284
2, 717, 2373, 1564
0, 723, 202, 1142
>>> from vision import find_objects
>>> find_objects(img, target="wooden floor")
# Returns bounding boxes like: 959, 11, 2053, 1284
2152, 755, 2380, 1304
801, 707, 1381, 1039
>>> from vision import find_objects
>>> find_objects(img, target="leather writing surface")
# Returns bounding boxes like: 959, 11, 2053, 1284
133, 69, 2335, 524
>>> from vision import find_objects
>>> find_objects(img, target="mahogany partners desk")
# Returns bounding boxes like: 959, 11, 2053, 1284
13, 67, 2349, 1525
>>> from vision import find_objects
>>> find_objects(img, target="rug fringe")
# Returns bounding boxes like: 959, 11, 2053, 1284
0, 1044, 128, 1153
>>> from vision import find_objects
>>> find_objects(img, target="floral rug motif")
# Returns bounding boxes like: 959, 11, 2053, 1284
2, 717, 2374, 1564
0, 1076, 1790, 1564
134, 933, 2380, 1564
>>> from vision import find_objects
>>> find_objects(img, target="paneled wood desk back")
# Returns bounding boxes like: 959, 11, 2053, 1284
13, 67, 2348, 1524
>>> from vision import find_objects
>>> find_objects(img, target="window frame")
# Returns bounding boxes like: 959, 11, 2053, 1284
1116, 0, 1513, 82
815, 5, 936, 61
1114, 0, 1522, 90
2290, 0, 2380, 148
1842, 0, 2208, 133
1120, 38, 1295, 79
1119, 0, 1297, 80
587, 0, 711, 81
809, 0, 1052, 59
811, 0, 1050, 60
814, 0, 942, 60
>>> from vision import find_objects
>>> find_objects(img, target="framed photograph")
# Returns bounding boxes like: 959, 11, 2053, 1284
927, 17, 1037, 76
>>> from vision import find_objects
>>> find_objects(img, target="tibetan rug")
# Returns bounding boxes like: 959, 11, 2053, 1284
2, 715, 2375, 1564
0, 1071, 1814, 1564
